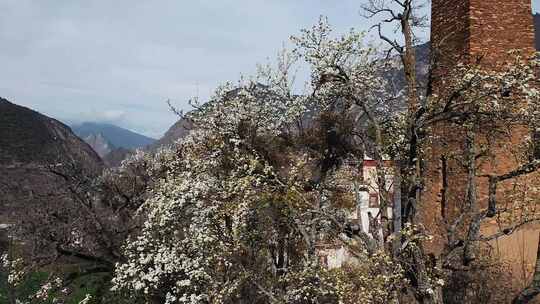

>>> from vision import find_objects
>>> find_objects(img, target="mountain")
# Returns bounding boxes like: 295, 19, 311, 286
151, 15, 540, 151
0, 98, 103, 220
149, 85, 279, 150
0, 98, 102, 168
103, 147, 132, 167
383, 41, 431, 97
148, 118, 192, 150
82, 132, 113, 157
72, 122, 156, 153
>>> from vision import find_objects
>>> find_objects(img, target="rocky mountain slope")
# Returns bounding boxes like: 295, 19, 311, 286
81, 132, 113, 157
147, 118, 192, 150
72, 122, 155, 155
102, 147, 132, 167
0, 98, 103, 220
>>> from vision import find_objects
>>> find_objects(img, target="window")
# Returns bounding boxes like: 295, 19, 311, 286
319, 255, 328, 267
501, 87, 511, 98
373, 192, 394, 207
386, 192, 394, 207
533, 130, 540, 159
369, 193, 379, 208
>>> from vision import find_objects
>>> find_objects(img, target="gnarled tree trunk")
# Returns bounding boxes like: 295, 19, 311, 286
513, 231, 540, 304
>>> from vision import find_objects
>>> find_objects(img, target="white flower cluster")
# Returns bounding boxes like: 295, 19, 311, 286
1, 254, 25, 286
78, 294, 93, 304
112, 114, 290, 303
34, 277, 63, 301
111, 16, 417, 304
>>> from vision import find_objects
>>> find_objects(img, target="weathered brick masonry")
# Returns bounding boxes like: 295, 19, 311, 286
423, 0, 538, 271
469, 0, 535, 65
431, 0, 535, 69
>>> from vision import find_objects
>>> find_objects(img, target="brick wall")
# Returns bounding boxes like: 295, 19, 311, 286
424, 0, 537, 260
469, 0, 535, 65
431, 0, 471, 80
431, 0, 535, 71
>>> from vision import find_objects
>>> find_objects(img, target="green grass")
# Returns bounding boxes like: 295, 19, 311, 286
0, 269, 143, 304
0, 271, 112, 304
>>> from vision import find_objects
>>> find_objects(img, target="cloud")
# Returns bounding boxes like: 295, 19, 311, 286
76, 109, 127, 124
1, 0, 537, 138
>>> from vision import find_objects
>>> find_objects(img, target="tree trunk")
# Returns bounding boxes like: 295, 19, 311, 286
513, 231, 540, 304
400, 8, 419, 113
392, 163, 402, 257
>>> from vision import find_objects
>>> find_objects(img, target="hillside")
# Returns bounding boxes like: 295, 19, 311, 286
147, 117, 192, 150
103, 147, 132, 167
81, 132, 113, 157
0, 99, 102, 167
0, 98, 103, 219
72, 122, 155, 152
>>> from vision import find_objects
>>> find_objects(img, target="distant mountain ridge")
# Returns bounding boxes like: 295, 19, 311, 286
147, 118, 192, 151
82, 132, 114, 157
103, 147, 132, 167
151, 15, 540, 151
72, 122, 156, 156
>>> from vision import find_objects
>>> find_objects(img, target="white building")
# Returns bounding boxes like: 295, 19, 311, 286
355, 157, 394, 238
318, 157, 395, 269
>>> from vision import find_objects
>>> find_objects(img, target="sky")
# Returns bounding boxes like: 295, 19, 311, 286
1, 1, 539, 138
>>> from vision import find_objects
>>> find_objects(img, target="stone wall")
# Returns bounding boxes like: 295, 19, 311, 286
431, 0, 471, 79
425, 0, 538, 279
469, 0, 536, 65
431, 0, 535, 72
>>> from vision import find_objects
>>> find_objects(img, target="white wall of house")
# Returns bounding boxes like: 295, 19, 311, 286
323, 246, 350, 269
356, 159, 394, 237
317, 157, 396, 269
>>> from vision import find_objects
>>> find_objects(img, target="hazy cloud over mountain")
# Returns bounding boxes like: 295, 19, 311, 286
0, 0, 537, 137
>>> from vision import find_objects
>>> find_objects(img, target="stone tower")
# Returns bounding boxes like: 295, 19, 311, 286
431, 0, 535, 71
422, 0, 537, 255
